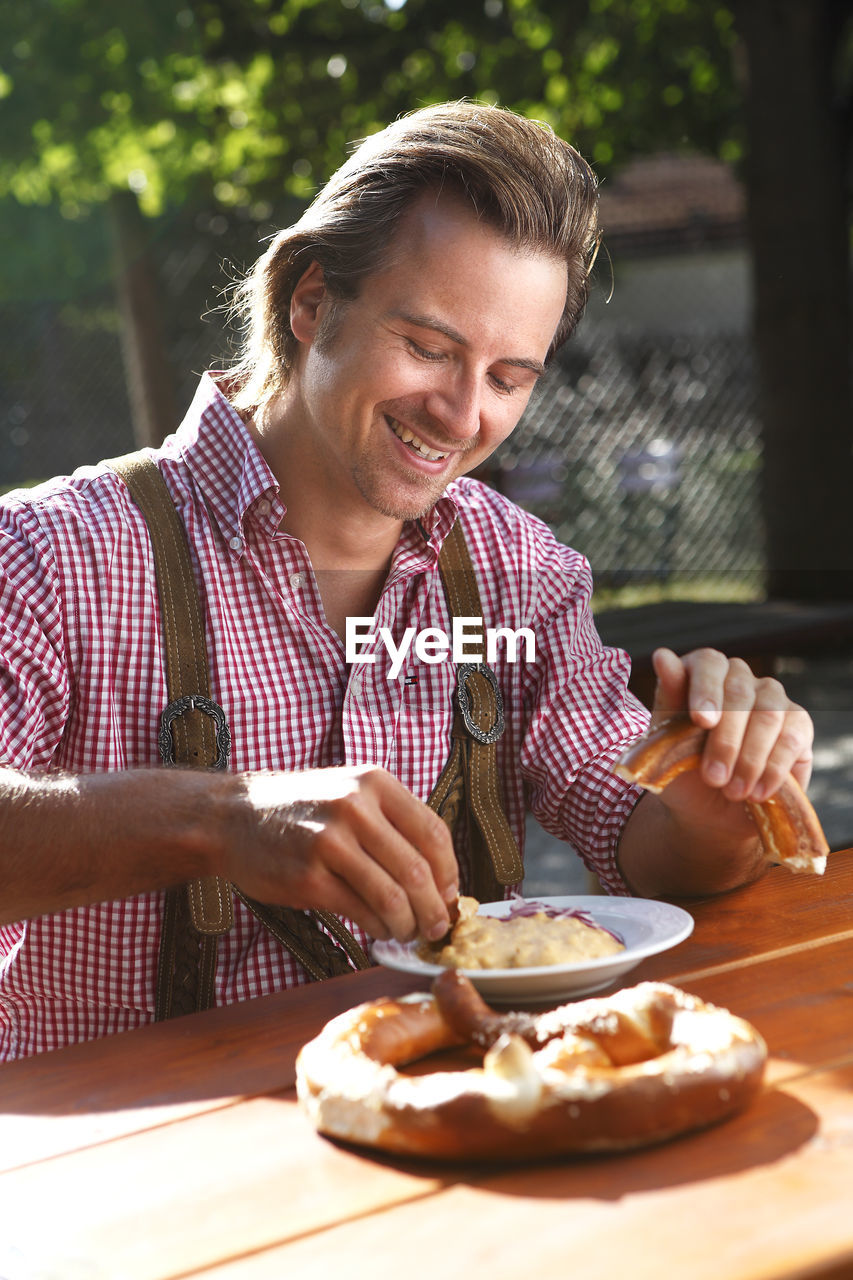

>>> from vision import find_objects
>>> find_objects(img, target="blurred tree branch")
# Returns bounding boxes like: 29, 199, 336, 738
2, 0, 851, 599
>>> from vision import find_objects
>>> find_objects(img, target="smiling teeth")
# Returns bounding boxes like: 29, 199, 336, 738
389, 418, 448, 461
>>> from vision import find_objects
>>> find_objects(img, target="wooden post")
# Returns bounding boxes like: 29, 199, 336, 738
109, 190, 179, 449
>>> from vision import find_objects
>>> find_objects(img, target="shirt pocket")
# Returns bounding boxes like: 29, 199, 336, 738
384, 658, 457, 801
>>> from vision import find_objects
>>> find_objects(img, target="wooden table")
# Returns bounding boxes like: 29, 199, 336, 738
2, 851, 853, 1280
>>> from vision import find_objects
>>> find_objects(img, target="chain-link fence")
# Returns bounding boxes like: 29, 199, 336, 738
494, 325, 763, 587
1, 210, 764, 593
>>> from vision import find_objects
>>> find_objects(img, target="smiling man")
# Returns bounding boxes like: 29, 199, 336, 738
0, 102, 815, 1058
271, 199, 563, 523
245, 189, 568, 640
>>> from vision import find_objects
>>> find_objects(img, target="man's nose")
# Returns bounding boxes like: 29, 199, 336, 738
425, 372, 482, 440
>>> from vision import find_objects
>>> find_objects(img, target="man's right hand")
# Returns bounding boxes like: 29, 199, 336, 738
224, 764, 460, 944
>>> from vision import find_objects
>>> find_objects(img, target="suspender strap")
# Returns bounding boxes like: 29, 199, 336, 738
109, 454, 227, 778
233, 891, 370, 981
155, 878, 220, 1021
430, 518, 524, 900
110, 452, 233, 1020
108, 452, 369, 1020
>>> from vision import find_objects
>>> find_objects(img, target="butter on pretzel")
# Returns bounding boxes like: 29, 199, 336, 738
295, 970, 767, 1161
614, 717, 829, 875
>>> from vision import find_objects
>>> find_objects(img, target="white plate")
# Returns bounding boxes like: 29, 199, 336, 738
372, 896, 694, 1004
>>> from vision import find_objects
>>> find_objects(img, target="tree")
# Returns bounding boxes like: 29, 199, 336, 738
2, 0, 852, 595
0, 0, 746, 444
735, 0, 853, 600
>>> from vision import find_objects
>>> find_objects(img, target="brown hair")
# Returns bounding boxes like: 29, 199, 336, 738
228, 101, 600, 410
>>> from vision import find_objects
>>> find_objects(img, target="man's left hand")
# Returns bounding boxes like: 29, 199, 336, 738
650, 645, 814, 805
617, 646, 816, 896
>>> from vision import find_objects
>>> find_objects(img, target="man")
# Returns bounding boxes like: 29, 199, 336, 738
0, 102, 813, 1058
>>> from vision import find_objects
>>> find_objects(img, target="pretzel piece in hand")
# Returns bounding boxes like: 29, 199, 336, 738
614, 718, 829, 875
295, 972, 767, 1161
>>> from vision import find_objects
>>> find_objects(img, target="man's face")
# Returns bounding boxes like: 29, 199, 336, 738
287, 193, 568, 524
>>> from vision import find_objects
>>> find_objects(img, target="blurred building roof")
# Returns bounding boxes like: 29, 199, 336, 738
598, 153, 747, 255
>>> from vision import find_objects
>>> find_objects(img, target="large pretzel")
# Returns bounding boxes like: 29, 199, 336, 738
614, 717, 829, 875
296, 970, 767, 1161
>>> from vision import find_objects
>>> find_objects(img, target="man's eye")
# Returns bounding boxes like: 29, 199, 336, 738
490, 373, 520, 396
406, 339, 443, 362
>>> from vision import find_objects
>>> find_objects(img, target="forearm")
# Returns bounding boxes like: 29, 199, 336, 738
616, 791, 768, 899
0, 766, 228, 926
0, 762, 459, 944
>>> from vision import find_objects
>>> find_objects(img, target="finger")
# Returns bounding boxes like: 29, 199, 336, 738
711, 677, 808, 802
380, 779, 459, 902
653, 647, 731, 730
700, 657, 758, 790
332, 771, 458, 941
748, 701, 815, 802
650, 647, 689, 725
295, 865, 394, 942
790, 753, 814, 795
352, 765, 459, 904
303, 817, 424, 941
351, 802, 457, 943
233, 818, 397, 941
681, 648, 738, 728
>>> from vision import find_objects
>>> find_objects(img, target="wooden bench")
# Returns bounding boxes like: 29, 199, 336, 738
594, 598, 853, 707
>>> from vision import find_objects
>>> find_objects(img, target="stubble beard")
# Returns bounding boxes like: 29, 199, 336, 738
350, 454, 456, 522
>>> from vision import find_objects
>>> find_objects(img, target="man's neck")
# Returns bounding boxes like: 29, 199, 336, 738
281, 501, 401, 644
246, 395, 405, 573
286, 503, 402, 574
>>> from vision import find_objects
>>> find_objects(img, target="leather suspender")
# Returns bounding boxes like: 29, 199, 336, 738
429, 519, 524, 900
109, 453, 370, 1018
108, 451, 521, 1019
109, 452, 234, 1019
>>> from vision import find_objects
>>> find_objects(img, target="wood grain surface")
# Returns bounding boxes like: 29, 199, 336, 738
0, 849, 851, 1280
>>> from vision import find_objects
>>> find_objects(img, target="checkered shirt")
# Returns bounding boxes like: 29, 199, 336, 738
0, 373, 647, 1058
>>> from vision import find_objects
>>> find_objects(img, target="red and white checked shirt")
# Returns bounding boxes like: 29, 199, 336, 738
0, 373, 647, 1058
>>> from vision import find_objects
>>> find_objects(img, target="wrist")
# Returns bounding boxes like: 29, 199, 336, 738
162, 767, 242, 881
619, 792, 767, 899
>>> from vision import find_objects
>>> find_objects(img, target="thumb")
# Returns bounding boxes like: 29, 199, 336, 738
649, 647, 689, 727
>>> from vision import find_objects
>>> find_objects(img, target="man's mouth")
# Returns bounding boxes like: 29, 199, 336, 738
388, 416, 449, 462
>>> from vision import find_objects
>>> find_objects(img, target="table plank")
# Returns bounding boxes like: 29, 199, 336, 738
0, 965, 422, 1173
0, 1092, 453, 1280
191, 1064, 853, 1280
2, 930, 853, 1278
1, 853, 851, 1174
637, 846, 853, 984
683, 934, 853, 1085
0, 851, 850, 1280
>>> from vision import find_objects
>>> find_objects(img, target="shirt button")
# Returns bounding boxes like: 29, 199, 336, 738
289, 572, 305, 589
229, 535, 243, 552
257, 499, 271, 515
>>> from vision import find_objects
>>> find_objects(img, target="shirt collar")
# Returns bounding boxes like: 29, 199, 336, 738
414, 492, 459, 550
166, 373, 282, 543
168, 371, 462, 558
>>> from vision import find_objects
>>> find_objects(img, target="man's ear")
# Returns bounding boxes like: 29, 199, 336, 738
290, 261, 328, 344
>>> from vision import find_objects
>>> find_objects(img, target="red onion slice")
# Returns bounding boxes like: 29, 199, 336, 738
503, 893, 624, 945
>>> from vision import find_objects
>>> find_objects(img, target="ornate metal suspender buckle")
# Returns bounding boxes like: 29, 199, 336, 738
456, 662, 505, 745
159, 695, 232, 770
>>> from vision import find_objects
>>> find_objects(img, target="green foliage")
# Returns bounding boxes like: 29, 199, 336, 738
1, 0, 743, 226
